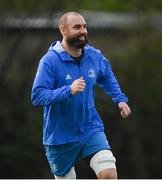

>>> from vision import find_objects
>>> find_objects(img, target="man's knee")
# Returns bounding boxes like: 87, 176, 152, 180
98, 168, 117, 179
90, 150, 117, 179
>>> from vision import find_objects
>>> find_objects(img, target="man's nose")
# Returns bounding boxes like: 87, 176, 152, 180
80, 26, 87, 34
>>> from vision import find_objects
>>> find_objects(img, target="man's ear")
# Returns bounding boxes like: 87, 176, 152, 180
59, 25, 66, 36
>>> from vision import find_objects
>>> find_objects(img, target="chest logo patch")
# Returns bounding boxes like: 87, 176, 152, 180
65, 74, 72, 80
88, 69, 95, 78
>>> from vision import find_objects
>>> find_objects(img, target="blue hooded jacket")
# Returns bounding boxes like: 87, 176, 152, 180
31, 41, 128, 145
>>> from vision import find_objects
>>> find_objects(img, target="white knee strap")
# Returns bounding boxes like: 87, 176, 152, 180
54, 167, 76, 179
90, 150, 116, 176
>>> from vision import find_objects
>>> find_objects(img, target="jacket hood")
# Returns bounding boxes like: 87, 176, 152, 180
49, 41, 65, 53
48, 41, 75, 61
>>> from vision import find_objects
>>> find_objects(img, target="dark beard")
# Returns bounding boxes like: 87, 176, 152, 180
67, 34, 89, 49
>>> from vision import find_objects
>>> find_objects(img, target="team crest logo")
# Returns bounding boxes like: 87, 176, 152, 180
88, 69, 95, 78
50, 163, 58, 171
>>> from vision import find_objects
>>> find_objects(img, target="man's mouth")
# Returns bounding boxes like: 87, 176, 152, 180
78, 35, 85, 40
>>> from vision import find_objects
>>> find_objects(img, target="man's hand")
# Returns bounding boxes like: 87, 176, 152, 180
70, 76, 86, 95
118, 102, 131, 118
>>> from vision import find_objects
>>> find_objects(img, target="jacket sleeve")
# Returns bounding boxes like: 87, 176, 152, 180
31, 54, 72, 106
97, 53, 128, 104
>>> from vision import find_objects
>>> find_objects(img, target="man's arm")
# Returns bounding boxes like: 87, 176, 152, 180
31, 54, 72, 106
97, 54, 131, 118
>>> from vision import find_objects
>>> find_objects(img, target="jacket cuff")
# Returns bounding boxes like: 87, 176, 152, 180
66, 85, 73, 98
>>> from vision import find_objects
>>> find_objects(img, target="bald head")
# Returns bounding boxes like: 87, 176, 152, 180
59, 12, 84, 27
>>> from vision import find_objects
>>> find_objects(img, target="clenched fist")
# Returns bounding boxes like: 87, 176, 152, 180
70, 76, 86, 95
118, 102, 131, 118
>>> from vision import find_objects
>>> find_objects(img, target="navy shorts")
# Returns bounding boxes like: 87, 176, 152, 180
44, 131, 111, 176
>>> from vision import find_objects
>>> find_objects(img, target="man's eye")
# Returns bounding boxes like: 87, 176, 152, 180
74, 26, 80, 29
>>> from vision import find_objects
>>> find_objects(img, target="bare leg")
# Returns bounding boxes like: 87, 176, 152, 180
97, 168, 117, 179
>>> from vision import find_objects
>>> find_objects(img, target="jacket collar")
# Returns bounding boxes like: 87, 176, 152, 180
50, 41, 88, 62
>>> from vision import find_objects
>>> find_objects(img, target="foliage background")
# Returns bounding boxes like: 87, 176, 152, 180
0, 0, 162, 178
